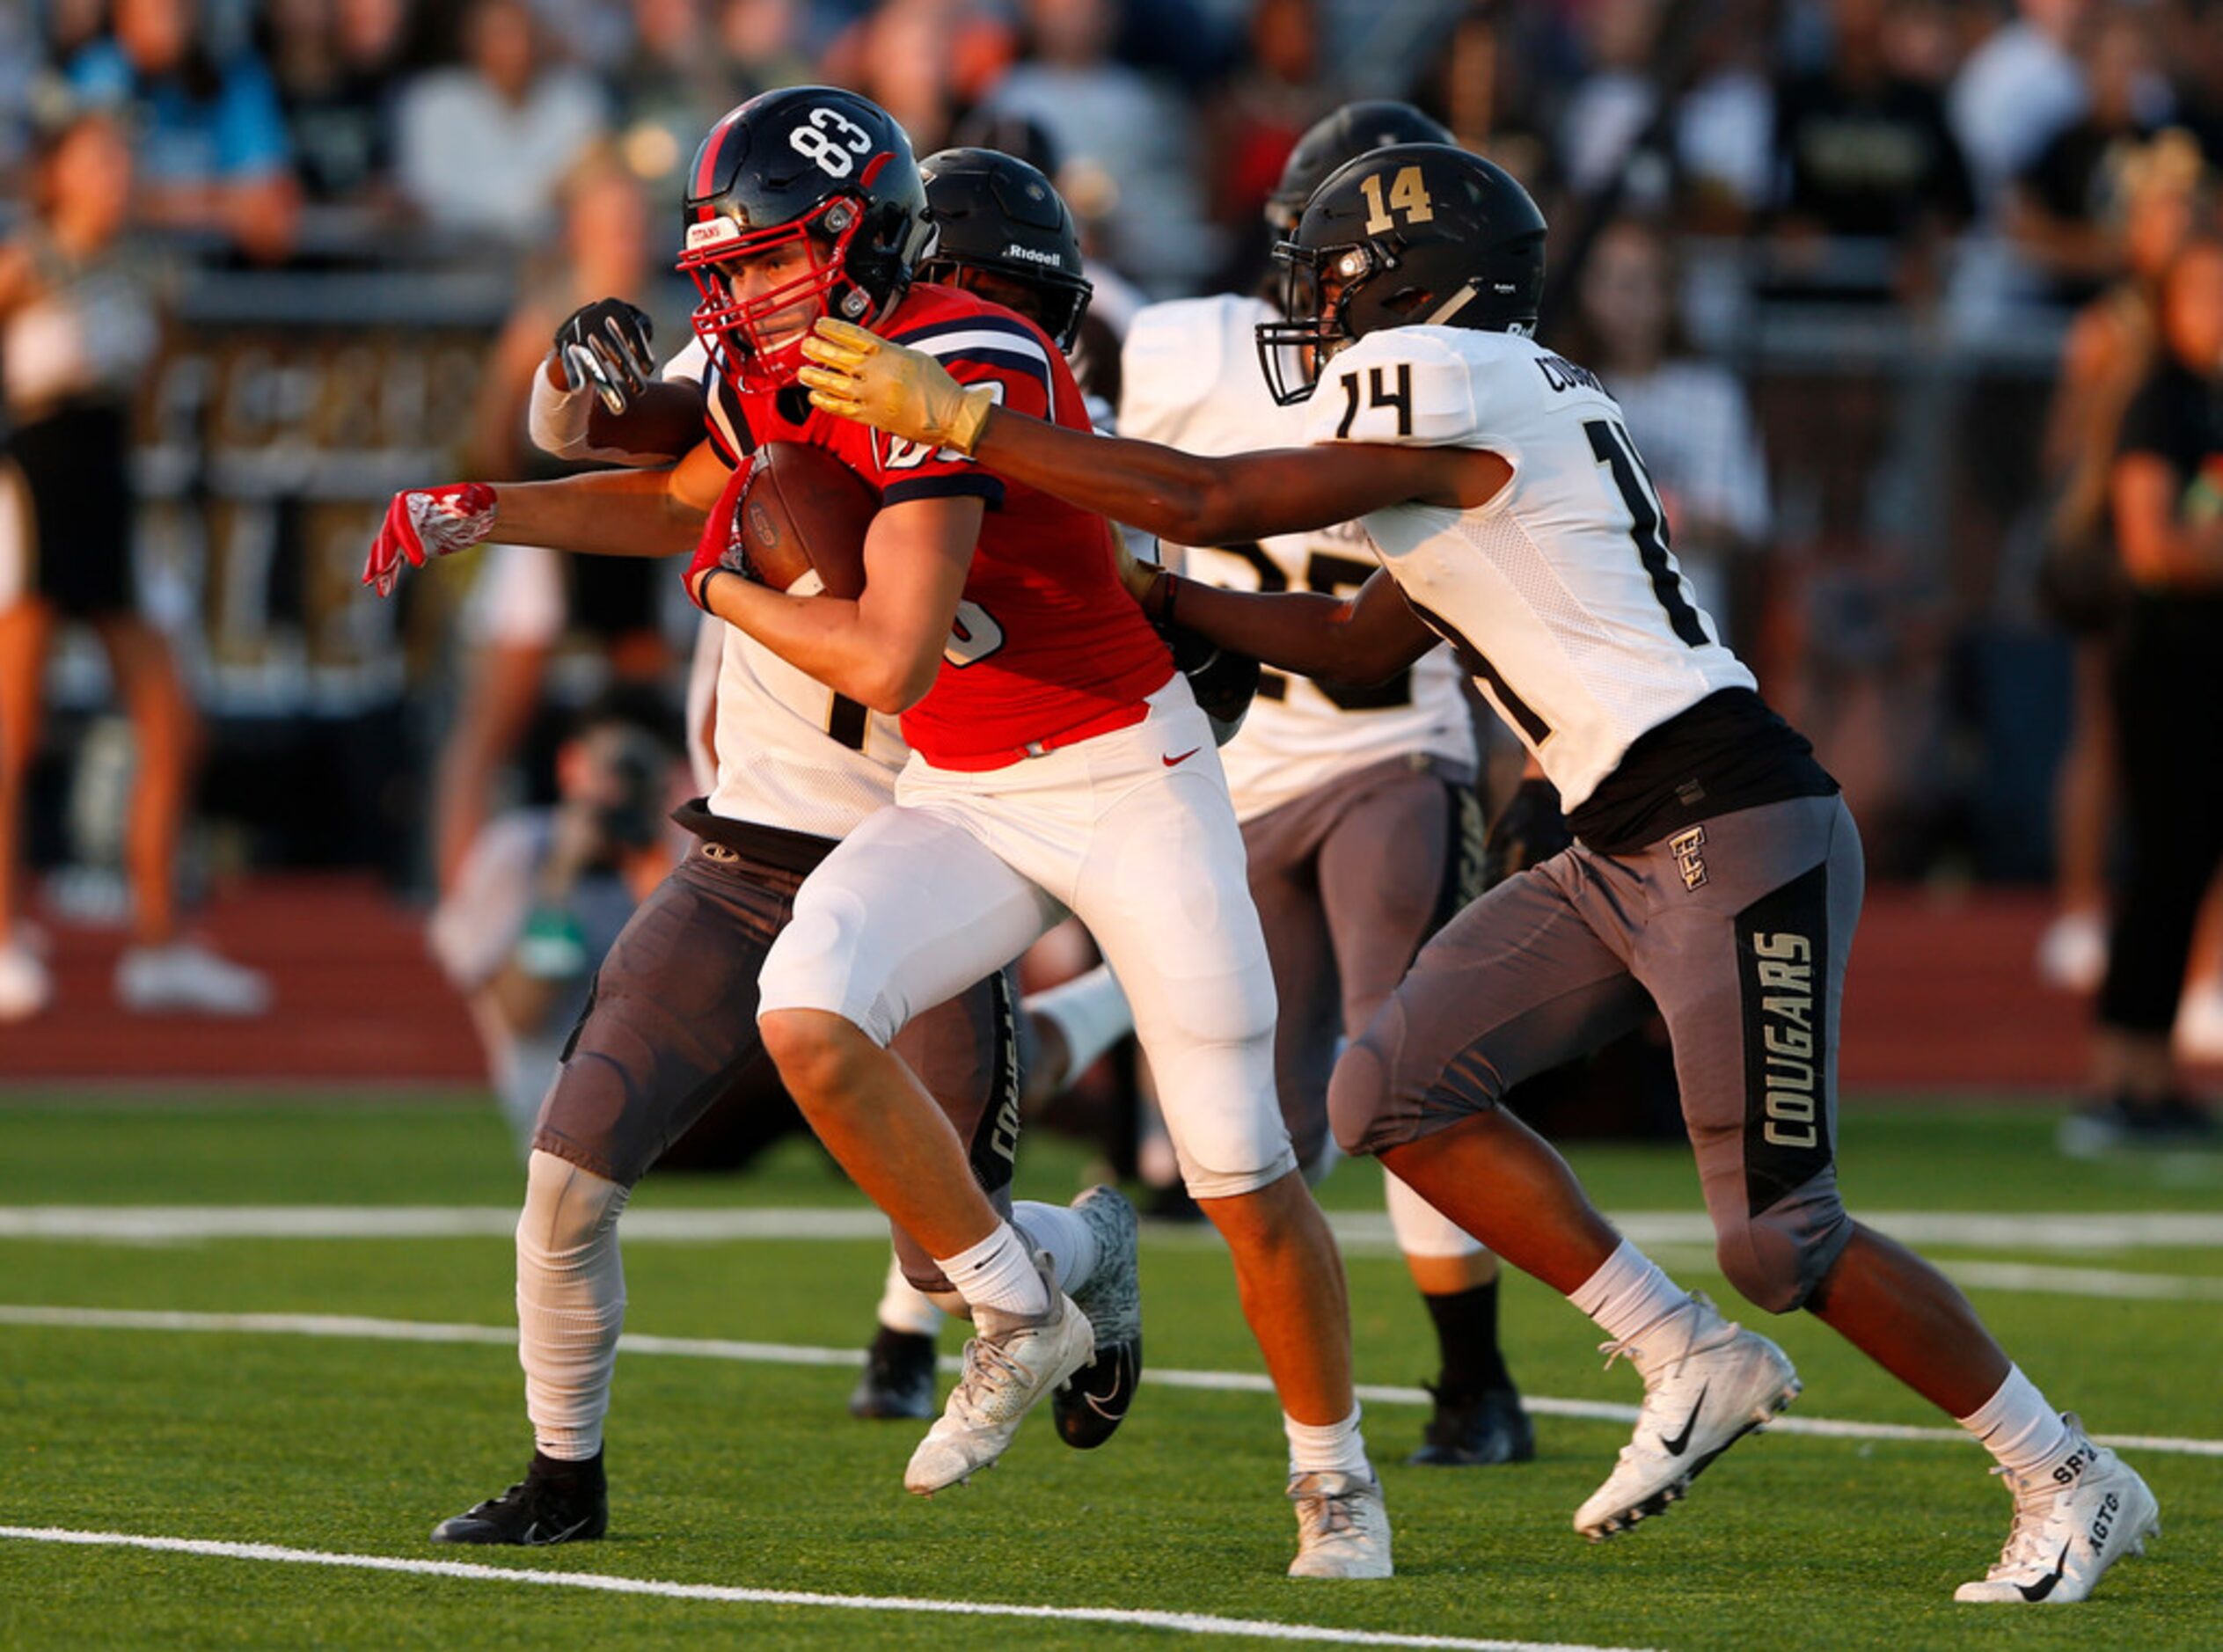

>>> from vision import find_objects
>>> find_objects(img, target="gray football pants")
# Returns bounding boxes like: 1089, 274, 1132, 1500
1330, 793, 1861, 1312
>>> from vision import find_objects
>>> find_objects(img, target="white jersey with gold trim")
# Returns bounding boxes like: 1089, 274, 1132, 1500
1304, 325, 1754, 811
663, 339, 909, 838
1120, 294, 1473, 822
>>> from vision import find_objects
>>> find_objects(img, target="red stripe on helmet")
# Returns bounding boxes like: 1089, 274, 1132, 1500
691, 108, 744, 202
859, 151, 891, 187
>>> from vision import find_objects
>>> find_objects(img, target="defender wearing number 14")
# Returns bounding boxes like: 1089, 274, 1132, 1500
801, 143, 2161, 1604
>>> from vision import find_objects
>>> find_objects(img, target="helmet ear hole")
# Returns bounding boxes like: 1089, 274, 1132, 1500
1381, 286, 1435, 319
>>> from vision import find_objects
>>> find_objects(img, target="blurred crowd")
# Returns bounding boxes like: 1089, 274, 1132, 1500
9, 0, 2223, 1074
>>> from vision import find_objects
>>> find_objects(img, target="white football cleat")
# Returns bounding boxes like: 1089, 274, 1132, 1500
0, 940, 54, 1022
1955, 1423, 2160, 1604
904, 1254, 1093, 1495
1286, 1469, 1393, 1579
115, 939, 272, 1016
1575, 1293, 1800, 1540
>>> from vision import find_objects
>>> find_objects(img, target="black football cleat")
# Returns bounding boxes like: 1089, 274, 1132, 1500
848, 1326, 939, 1421
1055, 1334, 1141, 1449
1408, 1385, 1537, 1467
1053, 1186, 1143, 1450
430, 1451, 608, 1545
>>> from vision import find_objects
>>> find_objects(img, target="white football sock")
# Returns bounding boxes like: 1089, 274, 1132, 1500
516, 1151, 630, 1462
1284, 1404, 1371, 1477
1959, 1364, 2075, 1475
875, 1252, 945, 1338
932, 1220, 1051, 1318
1012, 1199, 1100, 1294
1023, 962, 1131, 1085
1569, 1238, 1690, 1348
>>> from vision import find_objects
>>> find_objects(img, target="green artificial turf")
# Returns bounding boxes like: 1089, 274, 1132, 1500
0, 1097, 2213, 1650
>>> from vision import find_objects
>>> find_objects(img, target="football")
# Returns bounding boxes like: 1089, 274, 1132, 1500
736, 441, 880, 596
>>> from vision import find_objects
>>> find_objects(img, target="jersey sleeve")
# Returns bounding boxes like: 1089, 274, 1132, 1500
872, 312, 1061, 508
1301, 328, 1480, 449
1118, 296, 1247, 445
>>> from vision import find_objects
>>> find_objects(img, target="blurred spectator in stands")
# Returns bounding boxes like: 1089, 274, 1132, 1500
1948, 0, 2090, 213
607, 0, 747, 192
0, 101, 271, 1022
1565, 216, 1772, 653
266, 0, 413, 211
984, 0, 1209, 286
2033, 131, 2204, 998
429, 690, 684, 1151
393, 0, 605, 246
2007, 6, 2173, 308
431, 146, 687, 895
1769, 0, 1975, 302
1557, 0, 1663, 202
2066, 230, 2223, 1151
822, 0, 1012, 163
1674, 16, 1777, 230
1418, 1, 1558, 201
1199, 0, 1322, 239
67, 0, 303, 265
715, 0, 817, 94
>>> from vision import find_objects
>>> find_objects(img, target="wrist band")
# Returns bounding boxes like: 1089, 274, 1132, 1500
695, 563, 744, 611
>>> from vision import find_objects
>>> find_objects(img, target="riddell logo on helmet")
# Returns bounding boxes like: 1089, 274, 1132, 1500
686, 219, 742, 250
1001, 243, 1064, 267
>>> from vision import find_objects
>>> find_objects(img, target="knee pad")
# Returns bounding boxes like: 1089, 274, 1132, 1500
519, 1149, 629, 1272
1153, 1032, 1298, 1200
758, 884, 897, 1045
1327, 1039, 1401, 1159
1712, 1202, 1847, 1316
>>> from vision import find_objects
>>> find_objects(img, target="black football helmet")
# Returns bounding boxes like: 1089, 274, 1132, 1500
1255, 143, 1547, 406
1263, 100, 1453, 233
678, 87, 934, 391
915, 147, 1093, 351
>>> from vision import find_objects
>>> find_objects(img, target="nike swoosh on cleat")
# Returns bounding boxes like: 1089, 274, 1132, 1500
1661, 1385, 1707, 1457
1084, 1359, 1130, 1420
2017, 1542, 2073, 1603
522, 1517, 592, 1546
1162, 748, 1200, 767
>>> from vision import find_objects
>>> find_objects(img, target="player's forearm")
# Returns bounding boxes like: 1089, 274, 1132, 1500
697, 574, 937, 713
491, 470, 705, 559
976, 409, 1368, 546
1146, 577, 1409, 685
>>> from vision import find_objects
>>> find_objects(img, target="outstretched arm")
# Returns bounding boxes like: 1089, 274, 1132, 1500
362, 439, 729, 596
493, 437, 728, 557
1129, 558, 1437, 686
798, 318, 1509, 544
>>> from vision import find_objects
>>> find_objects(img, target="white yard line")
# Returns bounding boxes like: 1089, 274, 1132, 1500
5, 1203, 2223, 1253
4, 1303, 2219, 1460
0, 1526, 1655, 1652
5, 1207, 2221, 1306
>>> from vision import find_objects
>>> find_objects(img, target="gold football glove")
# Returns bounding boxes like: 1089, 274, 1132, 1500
800, 318, 996, 456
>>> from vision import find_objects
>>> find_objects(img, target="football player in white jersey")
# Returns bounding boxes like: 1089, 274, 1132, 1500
799, 143, 2161, 1604
1119, 102, 1530, 1467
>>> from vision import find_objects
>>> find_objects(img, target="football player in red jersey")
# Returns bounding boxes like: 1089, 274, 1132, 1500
366, 98, 1145, 1553
676, 91, 1388, 1577
368, 91, 1387, 1579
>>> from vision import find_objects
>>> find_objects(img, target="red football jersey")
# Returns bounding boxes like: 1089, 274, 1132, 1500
693, 282, 1172, 766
